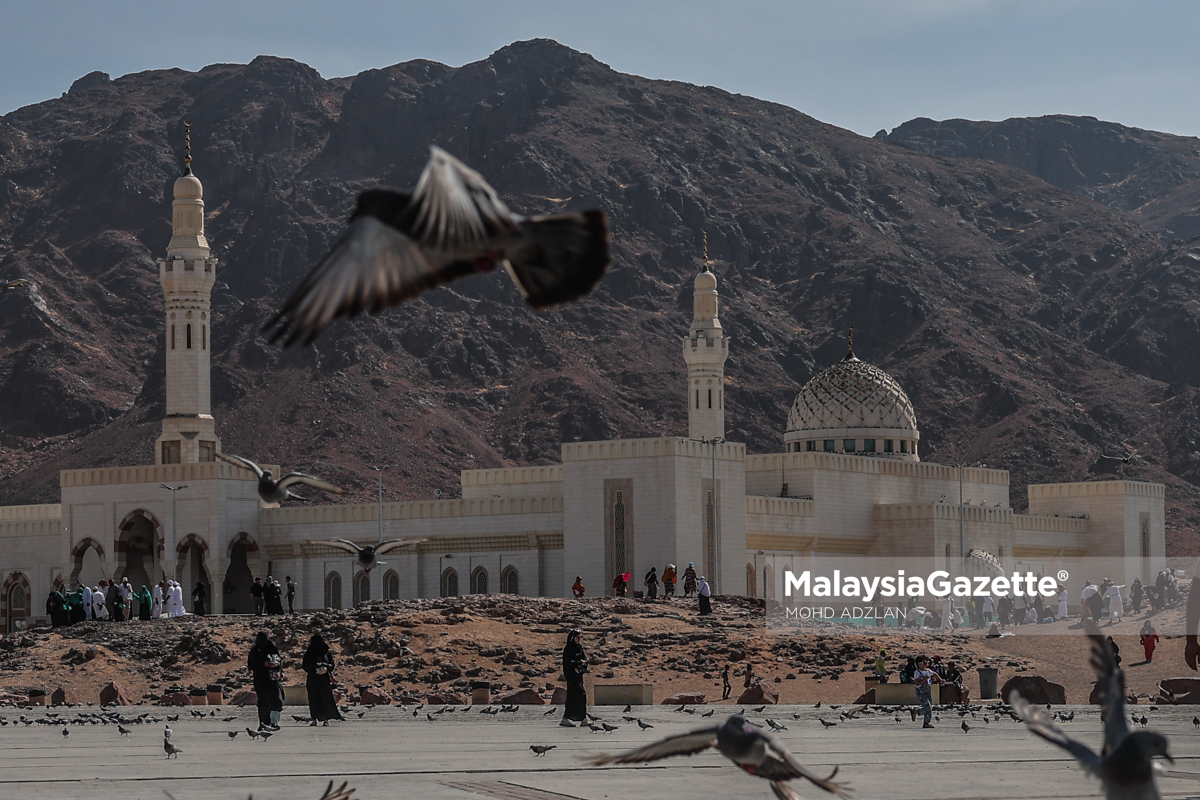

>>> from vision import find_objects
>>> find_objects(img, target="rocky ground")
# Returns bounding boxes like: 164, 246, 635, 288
0, 595, 1195, 708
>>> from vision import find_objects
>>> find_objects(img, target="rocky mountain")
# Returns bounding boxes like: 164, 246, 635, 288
2, 40, 1200, 551
880, 115, 1200, 240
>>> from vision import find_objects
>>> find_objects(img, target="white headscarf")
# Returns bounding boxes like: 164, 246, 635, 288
698, 577, 711, 597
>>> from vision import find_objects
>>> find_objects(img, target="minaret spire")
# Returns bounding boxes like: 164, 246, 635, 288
682, 231, 730, 440
154, 122, 220, 465
844, 324, 857, 361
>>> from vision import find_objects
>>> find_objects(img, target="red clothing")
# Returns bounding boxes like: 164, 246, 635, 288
1141, 633, 1159, 661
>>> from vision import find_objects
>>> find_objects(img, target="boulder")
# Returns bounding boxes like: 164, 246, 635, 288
737, 680, 779, 705
51, 687, 78, 706
395, 695, 423, 706
551, 687, 567, 705
1002, 675, 1065, 705
661, 692, 707, 705
426, 691, 468, 705
496, 688, 545, 705
1159, 677, 1200, 704
359, 686, 392, 705
853, 688, 876, 705
99, 681, 135, 706
229, 690, 258, 707
0, 693, 27, 704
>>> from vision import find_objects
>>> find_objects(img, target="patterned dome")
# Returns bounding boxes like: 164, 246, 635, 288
786, 353, 917, 434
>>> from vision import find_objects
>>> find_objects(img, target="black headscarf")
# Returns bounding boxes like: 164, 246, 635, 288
248, 631, 280, 680
306, 633, 330, 658
562, 629, 585, 678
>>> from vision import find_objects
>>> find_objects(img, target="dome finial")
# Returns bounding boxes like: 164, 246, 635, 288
844, 324, 856, 361
183, 121, 192, 176
701, 229, 712, 273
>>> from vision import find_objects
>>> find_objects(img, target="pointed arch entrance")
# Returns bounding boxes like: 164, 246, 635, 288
175, 534, 211, 611
224, 533, 259, 614
70, 538, 107, 590
1, 572, 32, 635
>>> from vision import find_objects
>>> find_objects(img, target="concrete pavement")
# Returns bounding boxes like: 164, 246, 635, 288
0, 704, 1197, 800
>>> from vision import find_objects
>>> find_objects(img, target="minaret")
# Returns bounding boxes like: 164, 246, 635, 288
154, 123, 221, 465
682, 232, 729, 439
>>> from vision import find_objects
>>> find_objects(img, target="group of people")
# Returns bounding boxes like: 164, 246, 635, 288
247, 630, 341, 731
249, 576, 295, 616
45, 579, 201, 627
599, 562, 713, 613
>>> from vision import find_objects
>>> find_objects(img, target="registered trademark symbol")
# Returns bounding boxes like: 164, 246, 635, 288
1057, 570, 1069, 582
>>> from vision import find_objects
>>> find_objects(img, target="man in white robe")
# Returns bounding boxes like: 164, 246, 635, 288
172, 581, 186, 616
120, 579, 133, 621
151, 582, 164, 619
92, 585, 107, 620
82, 586, 93, 621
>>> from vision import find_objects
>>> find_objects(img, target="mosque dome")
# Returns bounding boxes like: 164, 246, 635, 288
174, 174, 203, 200
694, 268, 717, 291
783, 348, 920, 460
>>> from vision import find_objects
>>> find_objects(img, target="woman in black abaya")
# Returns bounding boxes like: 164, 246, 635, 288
301, 634, 343, 726
248, 631, 284, 731
561, 629, 588, 723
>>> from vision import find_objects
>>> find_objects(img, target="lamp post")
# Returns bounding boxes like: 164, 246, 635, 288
159, 483, 188, 581
370, 465, 395, 603
692, 436, 724, 592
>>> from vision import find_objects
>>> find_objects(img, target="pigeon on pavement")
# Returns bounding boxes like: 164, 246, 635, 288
961, 721, 971, 734
218, 453, 347, 504
588, 715, 848, 800
228, 731, 239, 739
164, 737, 183, 759
1010, 625, 1173, 800
818, 719, 836, 729
265, 146, 610, 346
530, 745, 556, 756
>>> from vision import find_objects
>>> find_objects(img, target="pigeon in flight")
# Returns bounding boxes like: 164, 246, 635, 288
163, 737, 183, 759
0, 278, 31, 294
308, 537, 429, 573
589, 715, 849, 800
1010, 626, 1173, 800
265, 146, 610, 346
217, 453, 347, 503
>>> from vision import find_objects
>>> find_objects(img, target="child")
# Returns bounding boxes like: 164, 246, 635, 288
1140, 622, 1160, 663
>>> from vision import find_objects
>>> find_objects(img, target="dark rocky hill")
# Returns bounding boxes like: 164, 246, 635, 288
880, 115, 1200, 240
2, 40, 1200, 551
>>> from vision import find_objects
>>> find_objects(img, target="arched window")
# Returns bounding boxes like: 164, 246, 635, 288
384, 570, 400, 601
471, 567, 488, 595
353, 572, 369, 606
763, 564, 775, 600
186, 323, 192, 349
745, 564, 756, 597
613, 491, 627, 577
501, 566, 519, 595
441, 568, 458, 597
325, 572, 342, 609
9, 585, 25, 611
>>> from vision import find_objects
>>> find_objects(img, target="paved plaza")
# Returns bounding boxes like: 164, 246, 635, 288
1, 704, 1198, 800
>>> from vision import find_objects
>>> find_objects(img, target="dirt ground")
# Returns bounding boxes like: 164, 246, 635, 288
1, 594, 1194, 706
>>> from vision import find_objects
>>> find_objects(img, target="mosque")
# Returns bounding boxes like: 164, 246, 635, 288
0, 151, 1166, 630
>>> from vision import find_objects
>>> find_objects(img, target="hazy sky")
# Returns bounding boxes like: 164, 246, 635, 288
3, 1, 1198, 138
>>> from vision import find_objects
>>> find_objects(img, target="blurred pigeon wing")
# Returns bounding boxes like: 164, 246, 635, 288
587, 728, 718, 765
374, 538, 430, 555
1088, 626, 1131, 754
267, 216, 445, 346
216, 452, 264, 479
311, 540, 362, 556
278, 473, 347, 494
318, 780, 356, 800
754, 733, 850, 797
410, 147, 520, 250
1009, 691, 1102, 773
504, 211, 610, 308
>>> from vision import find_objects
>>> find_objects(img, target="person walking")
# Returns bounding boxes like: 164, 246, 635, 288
91, 584, 107, 620
1141, 622, 1160, 663
682, 563, 698, 597
152, 581, 164, 619
561, 629, 588, 725
301, 634, 343, 726
721, 664, 731, 699
251, 577, 265, 617
913, 655, 941, 728
742, 663, 756, 691
874, 650, 888, 683
265, 578, 284, 615
248, 631, 284, 731
1057, 586, 1068, 620
644, 567, 659, 600
285, 577, 297, 614
662, 564, 677, 598
981, 595, 994, 626
106, 581, 123, 622
571, 576, 585, 599
45, 591, 67, 628
136, 585, 153, 621
1107, 636, 1122, 666
697, 576, 713, 615
82, 585, 93, 621
192, 582, 207, 616
612, 573, 628, 598
1106, 583, 1124, 624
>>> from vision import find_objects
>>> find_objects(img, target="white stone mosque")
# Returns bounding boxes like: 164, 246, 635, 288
0, 150, 1167, 631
